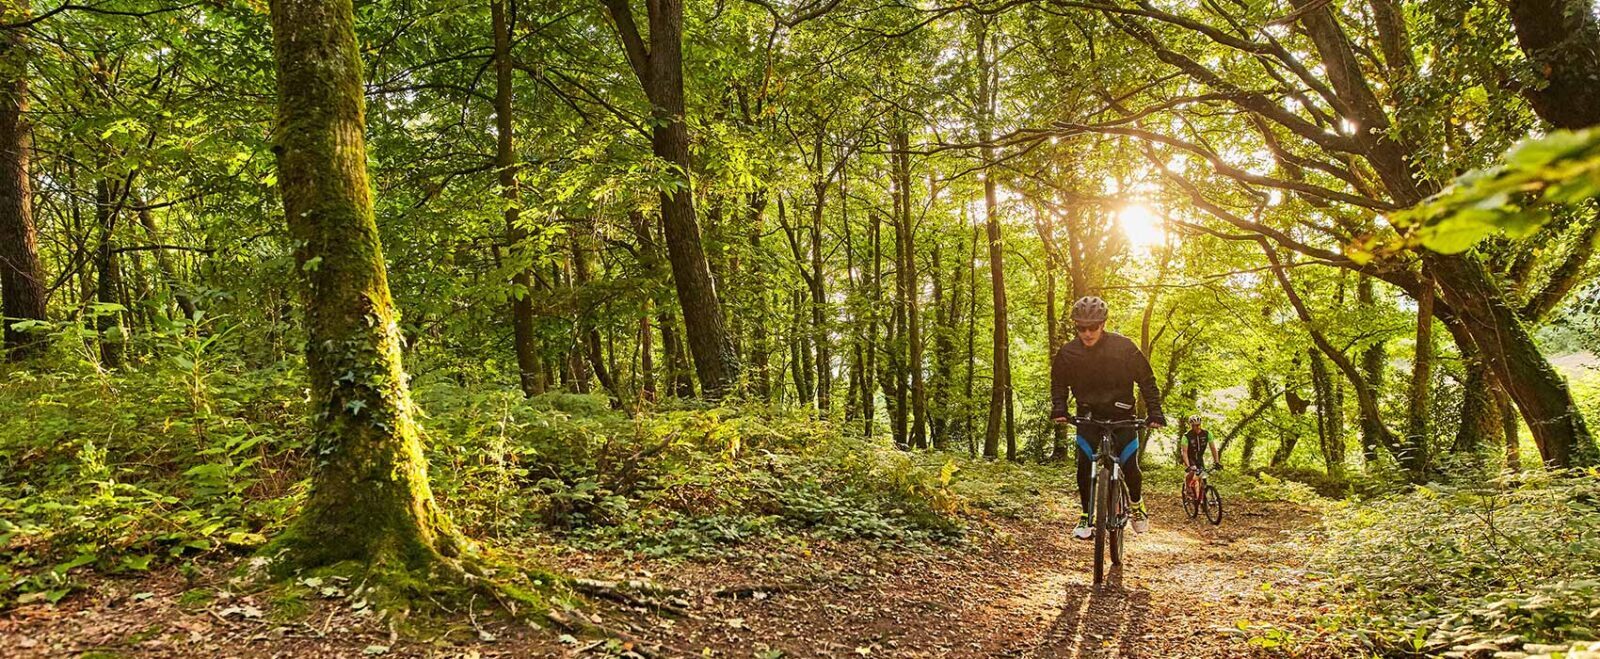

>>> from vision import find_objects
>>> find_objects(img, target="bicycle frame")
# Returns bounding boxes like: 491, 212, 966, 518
1068, 415, 1145, 587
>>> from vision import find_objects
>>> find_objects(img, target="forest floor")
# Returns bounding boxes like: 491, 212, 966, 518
2, 493, 1332, 658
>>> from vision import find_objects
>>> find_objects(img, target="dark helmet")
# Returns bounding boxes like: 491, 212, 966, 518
1071, 296, 1109, 324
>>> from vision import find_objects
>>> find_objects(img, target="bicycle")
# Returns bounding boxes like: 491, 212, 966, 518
1066, 415, 1147, 587
1182, 465, 1223, 525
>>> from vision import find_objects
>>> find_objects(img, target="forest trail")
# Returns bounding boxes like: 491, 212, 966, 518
561, 494, 1324, 658
1, 494, 1323, 658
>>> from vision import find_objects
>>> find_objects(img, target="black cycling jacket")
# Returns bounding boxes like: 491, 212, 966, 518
1049, 331, 1165, 423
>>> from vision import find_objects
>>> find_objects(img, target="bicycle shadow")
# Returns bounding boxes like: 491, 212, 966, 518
1022, 568, 1153, 659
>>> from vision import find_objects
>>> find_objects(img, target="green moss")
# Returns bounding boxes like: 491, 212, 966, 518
175, 588, 215, 608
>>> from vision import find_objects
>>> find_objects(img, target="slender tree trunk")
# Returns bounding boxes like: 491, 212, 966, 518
1358, 275, 1384, 465
1406, 269, 1434, 472
810, 155, 831, 412
659, 308, 694, 398
975, 17, 1009, 460
0, 26, 47, 360
1267, 244, 1416, 477
266, 0, 463, 571
964, 222, 979, 457
864, 210, 881, 438
94, 177, 124, 368
790, 289, 813, 404
1310, 347, 1345, 476
746, 194, 771, 400
640, 309, 656, 402
571, 228, 618, 400
493, 0, 543, 397
1501, 390, 1522, 471
891, 128, 926, 449
136, 206, 197, 320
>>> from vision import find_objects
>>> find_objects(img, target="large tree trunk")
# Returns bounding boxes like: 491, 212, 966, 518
267, 0, 463, 572
1506, 0, 1600, 129
493, 0, 544, 397
601, 0, 739, 397
1425, 251, 1597, 467
0, 27, 47, 360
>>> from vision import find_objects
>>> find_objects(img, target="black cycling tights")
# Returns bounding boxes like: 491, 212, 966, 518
1075, 427, 1143, 513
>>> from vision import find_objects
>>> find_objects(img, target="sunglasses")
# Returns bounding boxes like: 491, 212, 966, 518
1074, 324, 1104, 334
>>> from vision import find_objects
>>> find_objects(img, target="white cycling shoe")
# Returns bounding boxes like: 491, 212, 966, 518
1131, 501, 1151, 533
1073, 515, 1094, 540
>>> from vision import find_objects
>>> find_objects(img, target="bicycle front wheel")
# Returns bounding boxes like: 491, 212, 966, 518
1182, 477, 1200, 519
1204, 484, 1223, 525
1110, 481, 1126, 566
1094, 464, 1111, 585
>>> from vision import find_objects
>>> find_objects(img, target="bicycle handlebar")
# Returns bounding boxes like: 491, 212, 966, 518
1062, 416, 1149, 429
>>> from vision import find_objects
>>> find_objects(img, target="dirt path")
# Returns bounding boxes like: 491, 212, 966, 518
2, 494, 1324, 657
553, 494, 1323, 658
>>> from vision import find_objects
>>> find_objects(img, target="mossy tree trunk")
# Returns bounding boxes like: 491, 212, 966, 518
267, 0, 464, 571
1426, 252, 1597, 467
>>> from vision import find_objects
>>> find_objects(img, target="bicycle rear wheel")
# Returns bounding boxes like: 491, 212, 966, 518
1204, 484, 1223, 525
1094, 463, 1111, 585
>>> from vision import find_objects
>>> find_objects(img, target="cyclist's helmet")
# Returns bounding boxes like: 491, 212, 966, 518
1071, 296, 1109, 324
1188, 414, 1203, 424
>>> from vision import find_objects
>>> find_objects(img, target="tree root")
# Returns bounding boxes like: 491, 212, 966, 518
547, 606, 694, 659
570, 579, 694, 618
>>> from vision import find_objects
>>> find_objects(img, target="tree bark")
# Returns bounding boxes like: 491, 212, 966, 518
0, 26, 47, 360
266, 0, 463, 571
600, 0, 739, 397
1309, 347, 1346, 476
891, 127, 927, 449
1357, 275, 1384, 465
1406, 269, 1434, 472
1425, 251, 1597, 467
1264, 243, 1418, 476
493, 0, 544, 397
975, 16, 1009, 460
94, 177, 124, 368
1507, 0, 1600, 129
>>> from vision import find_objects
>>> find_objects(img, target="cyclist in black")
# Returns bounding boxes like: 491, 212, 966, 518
1179, 414, 1221, 473
1050, 296, 1166, 540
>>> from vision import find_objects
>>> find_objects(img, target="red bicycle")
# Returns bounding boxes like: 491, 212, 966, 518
1182, 466, 1223, 525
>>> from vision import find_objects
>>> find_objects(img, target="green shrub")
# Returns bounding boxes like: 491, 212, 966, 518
1306, 469, 1600, 655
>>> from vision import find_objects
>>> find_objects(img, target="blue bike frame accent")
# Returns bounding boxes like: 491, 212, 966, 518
1075, 432, 1139, 466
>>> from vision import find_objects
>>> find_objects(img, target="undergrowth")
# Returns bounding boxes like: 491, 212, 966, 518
1305, 468, 1600, 656
1, 348, 1068, 608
